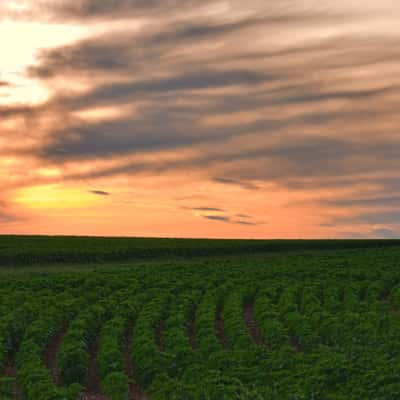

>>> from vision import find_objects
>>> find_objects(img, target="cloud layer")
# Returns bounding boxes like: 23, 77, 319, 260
1, 0, 400, 237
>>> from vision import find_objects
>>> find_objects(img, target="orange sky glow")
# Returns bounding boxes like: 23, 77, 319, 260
1, 0, 400, 238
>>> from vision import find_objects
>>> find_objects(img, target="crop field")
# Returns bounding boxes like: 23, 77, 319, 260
1, 237, 400, 399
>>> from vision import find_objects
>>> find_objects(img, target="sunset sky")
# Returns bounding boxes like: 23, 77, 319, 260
1, 1, 400, 238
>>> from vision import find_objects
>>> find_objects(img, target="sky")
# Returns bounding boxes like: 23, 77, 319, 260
1, 0, 400, 239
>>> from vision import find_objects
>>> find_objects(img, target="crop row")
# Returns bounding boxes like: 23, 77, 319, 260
2, 262, 400, 399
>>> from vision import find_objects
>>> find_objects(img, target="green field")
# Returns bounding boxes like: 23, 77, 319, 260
1, 236, 400, 399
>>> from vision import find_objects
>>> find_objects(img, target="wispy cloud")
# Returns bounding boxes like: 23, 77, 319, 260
43, 0, 218, 21
236, 214, 251, 219
371, 228, 400, 239
234, 220, 259, 226
212, 178, 262, 191
90, 190, 110, 196
0, 209, 20, 225
203, 215, 230, 222
321, 195, 400, 209
202, 215, 262, 227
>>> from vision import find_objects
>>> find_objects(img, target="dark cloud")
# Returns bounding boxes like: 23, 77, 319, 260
340, 227, 400, 239
36, 130, 400, 194
371, 228, 400, 239
203, 215, 230, 222
322, 195, 400, 209
28, 17, 291, 79
328, 210, 400, 226
0, 104, 37, 118
275, 86, 393, 106
35, 73, 273, 161
202, 215, 262, 226
47, 0, 215, 20
23, 16, 400, 187
3, 1, 400, 234
212, 177, 261, 191
355, 211, 400, 225
234, 220, 258, 226
42, 0, 347, 24
0, 210, 20, 225
236, 214, 251, 219
320, 223, 334, 228
184, 207, 261, 226
90, 190, 111, 196
62, 69, 267, 108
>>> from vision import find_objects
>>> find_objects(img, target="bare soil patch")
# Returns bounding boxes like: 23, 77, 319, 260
81, 339, 106, 400
243, 302, 264, 346
291, 338, 304, 353
215, 306, 228, 349
187, 312, 197, 350
155, 318, 164, 351
3, 356, 21, 399
43, 325, 68, 385
124, 324, 148, 400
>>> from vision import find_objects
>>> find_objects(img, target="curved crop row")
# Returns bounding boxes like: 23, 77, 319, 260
16, 295, 83, 400
253, 292, 287, 349
98, 316, 129, 400
57, 304, 106, 386
4, 242, 400, 399
222, 288, 255, 350
195, 289, 225, 355
162, 290, 201, 377
131, 292, 169, 388
0, 288, 59, 372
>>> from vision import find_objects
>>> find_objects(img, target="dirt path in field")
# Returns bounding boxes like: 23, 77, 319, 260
291, 338, 304, 353
82, 339, 106, 400
339, 287, 345, 303
3, 356, 21, 400
43, 325, 68, 385
187, 311, 197, 350
243, 302, 264, 346
155, 317, 164, 351
384, 296, 399, 315
215, 305, 228, 349
124, 324, 148, 400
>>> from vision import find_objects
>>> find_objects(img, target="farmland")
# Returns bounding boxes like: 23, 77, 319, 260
1, 237, 400, 399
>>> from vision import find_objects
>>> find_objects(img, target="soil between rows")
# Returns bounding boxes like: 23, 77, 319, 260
243, 302, 265, 346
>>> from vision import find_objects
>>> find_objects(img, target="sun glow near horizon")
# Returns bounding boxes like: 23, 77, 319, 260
15, 185, 105, 209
